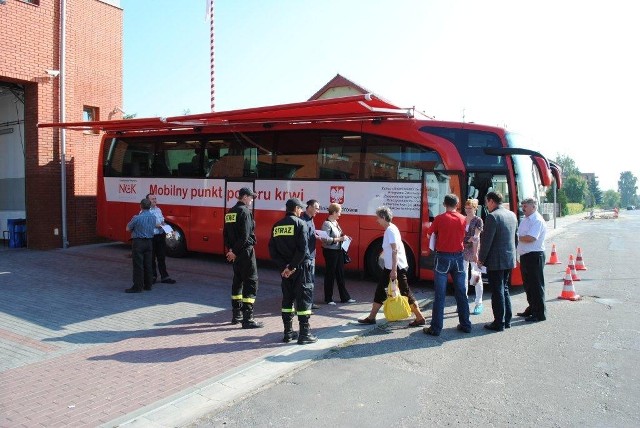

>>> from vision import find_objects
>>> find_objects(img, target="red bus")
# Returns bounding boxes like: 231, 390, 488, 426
40, 94, 561, 284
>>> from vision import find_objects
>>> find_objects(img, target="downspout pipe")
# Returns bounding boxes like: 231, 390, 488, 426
60, 0, 69, 248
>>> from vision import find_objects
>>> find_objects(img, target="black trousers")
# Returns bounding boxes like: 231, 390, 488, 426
520, 251, 546, 319
322, 248, 350, 303
152, 233, 169, 279
373, 268, 416, 305
281, 262, 314, 318
132, 238, 153, 291
231, 246, 259, 305
488, 269, 512, 327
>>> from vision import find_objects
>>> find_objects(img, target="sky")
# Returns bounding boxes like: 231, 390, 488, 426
121, 0, 640, 191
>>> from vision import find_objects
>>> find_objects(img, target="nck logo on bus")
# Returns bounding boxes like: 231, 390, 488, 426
119, 183, 137, 194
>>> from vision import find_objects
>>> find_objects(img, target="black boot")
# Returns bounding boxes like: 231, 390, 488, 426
231, 300, 243, 325
282, 313, 298, 343
297, 316, 318, 345
242, 304, 263, 329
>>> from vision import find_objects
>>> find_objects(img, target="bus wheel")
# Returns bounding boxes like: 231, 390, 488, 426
364, 239, 384, 281
165, 225, 187, 258
404, 246, 417, 281
365, 239, 417, 282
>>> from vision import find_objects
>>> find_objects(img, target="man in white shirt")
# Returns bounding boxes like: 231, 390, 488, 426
516, 198, 546, 322
147, 193, 176, 284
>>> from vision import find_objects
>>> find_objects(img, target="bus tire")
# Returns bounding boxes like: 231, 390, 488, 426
364, 239, 416, 282
165, 224, 187, 258
364, 238, 384, 281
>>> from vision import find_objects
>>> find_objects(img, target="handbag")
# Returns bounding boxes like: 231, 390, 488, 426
383, 279, 412, 321
469, 266, 482, 286
343, 249, 352, 264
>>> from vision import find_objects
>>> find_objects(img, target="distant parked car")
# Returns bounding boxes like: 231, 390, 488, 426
626, 205, 636, 210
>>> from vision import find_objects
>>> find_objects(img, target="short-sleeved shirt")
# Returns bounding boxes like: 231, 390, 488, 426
428, 210, 466, 253
463, 216, 483, 261
517, 211, 546, 255
382, 223, 408, 270
127, 210, 156, 239
149, 206, 165, 235
321, 220, 343, 250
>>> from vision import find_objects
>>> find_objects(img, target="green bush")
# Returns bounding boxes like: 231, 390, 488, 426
565, 203, 584, 215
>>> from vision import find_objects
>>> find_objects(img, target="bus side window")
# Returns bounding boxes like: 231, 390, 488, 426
130, 162, 141, 177
213, 153, 245, 178
177, 162, 194, 177
152, 153, 170, 177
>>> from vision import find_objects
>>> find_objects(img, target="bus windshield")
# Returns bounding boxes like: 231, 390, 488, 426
506, 132, 546, 213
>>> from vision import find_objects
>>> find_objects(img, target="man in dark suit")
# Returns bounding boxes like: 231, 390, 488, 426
477, 191, 518, 332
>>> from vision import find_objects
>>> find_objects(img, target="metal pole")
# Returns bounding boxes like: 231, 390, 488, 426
60, 0, 69, 248
553, 179, 557, 229
209, 0, 215, 111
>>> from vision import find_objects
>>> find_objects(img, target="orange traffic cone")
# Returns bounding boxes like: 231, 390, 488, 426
559, 266, 581, 301
567, 255, 581, 281
546, 244, 561, 265
575, 247, 587, 270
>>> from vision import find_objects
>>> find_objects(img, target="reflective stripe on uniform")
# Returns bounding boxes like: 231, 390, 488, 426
231, 294, 243, 300
225, 213, 237, 223
242, 297, 256, 304
297, 310, 312, 316
281, 307, 295, 313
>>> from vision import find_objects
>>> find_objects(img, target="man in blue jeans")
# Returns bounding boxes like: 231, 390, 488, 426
424, 194, 472, 336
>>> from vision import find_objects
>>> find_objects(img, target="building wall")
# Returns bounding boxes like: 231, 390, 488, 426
1, 0, 122, 248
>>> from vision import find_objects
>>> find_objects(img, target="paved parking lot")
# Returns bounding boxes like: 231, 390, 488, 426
0, 213, 581, 427
0, 242, 434, 427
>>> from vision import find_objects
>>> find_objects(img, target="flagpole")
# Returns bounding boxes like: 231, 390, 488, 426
208, 0, 215, 111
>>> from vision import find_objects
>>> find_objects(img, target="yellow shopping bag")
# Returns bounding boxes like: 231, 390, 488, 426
383, 280, 412, 321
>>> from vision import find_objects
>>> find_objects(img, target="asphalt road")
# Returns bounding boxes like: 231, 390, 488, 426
189, 210, 640, 428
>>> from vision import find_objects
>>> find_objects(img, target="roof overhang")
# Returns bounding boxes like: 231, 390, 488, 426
38, 94, 414, 133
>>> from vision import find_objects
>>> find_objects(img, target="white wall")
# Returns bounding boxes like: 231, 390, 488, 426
0, 88, 26, 232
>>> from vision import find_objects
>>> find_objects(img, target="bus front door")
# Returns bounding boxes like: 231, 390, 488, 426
418, 171, 462, 280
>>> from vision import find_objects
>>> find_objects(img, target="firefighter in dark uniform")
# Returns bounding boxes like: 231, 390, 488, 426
268, 198, 318, 344
223, 187, 263, 329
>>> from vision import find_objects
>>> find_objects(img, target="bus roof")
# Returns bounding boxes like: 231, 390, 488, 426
38, 94, 415, 133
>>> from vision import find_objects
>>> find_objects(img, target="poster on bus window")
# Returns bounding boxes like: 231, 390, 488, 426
104, 178, 422, 218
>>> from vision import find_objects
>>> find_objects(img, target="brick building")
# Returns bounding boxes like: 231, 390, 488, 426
1, 0, 123, 248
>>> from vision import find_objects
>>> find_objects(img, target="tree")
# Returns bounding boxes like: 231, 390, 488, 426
546, 187, 569, 216
554, 153, 580, 179
123, 113, 137, 119
602, 189, 621, 209
563, 175, 588, 203
587, 176, 603, 206
618, 171, 638, 207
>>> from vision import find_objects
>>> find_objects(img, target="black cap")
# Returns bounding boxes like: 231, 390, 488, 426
238, 187, 257, 198
286, 198, 304, 211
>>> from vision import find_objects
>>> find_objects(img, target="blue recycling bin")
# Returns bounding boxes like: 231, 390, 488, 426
7, 219, 26, 248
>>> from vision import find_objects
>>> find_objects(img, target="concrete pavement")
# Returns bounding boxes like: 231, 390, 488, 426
0, 240, 432, 427
0, 213, 584, 427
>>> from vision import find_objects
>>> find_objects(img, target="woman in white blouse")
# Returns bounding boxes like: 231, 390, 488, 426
321, 203, 355, 305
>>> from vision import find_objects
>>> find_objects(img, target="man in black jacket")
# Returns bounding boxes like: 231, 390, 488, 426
300, 199, 321, 309
269, 198, 317, 344
477, 191, 518, 332
223, 187, 262, 329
